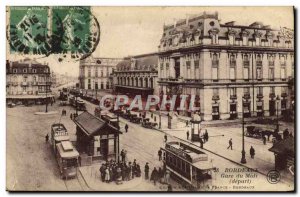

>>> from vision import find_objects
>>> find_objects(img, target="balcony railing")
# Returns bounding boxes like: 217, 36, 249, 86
243, 94, 251, 99
21, 82, 29, 86
257, 94, 264, 99
212, 95, 220, 100
269, 93, 276, 98
230, 95, 237, 100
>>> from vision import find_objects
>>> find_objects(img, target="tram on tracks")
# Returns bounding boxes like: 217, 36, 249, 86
161, 141, 215, 188
51, 123, 79, 179
56, 141, 79, 179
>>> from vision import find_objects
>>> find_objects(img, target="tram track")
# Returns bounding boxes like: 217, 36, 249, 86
63, 169, 93, 191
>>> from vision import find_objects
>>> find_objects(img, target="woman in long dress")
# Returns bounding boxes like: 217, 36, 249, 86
105, 168, 110, 183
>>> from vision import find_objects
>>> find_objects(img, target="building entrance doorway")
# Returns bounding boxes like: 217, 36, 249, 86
269, 100, 276, 116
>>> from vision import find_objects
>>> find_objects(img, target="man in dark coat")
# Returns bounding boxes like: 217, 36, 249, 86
262, 136, 267, 145
144, 162, 149, 180
125, 124, 129, 133
164, 134, 168, 142
45, 134, 49, 143
250, 146, 255, 159
99, 164, 106, 182
158, 149, 162, 161
121, 149, 125, 162
227, 138, 233, 150
186, 130, 190, 140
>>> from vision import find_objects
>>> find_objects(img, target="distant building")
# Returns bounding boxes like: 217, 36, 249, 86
79, 57, 123, 90
157, 12, 294, 120
6, 58, 53, 104
112, 53, 159, 98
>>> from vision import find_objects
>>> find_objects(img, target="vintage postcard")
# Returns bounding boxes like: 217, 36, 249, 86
6, 6, 295, 192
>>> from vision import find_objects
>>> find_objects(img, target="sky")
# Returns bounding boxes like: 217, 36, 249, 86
7, 6, 294, 77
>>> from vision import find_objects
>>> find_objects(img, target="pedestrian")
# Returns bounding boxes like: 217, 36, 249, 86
78, 155, 81, 166
105, 167, 110, 183
165, 169, 171, 184
136, 164, 141, 177
167, 184, 173, 191
186, 120, 189, 127
164, 134, 168, 142
158, 149, 162, 161
116, 166, 122, 184
227, 138, 233, 150
45, 134, 49, 143
262, 136, 266, 145
128, 162, 132, 180
199, 137, 203, 149
70, 113, 73, 120
125, 124, 129, 133
204, 129, 209, 142
121, 149, 125, 162
250, 146, 255, 159
100, 164, 106, 182
154, 116, 156, 122
186, 130, 190, 140
144, 162, 149, 180
151, 113, 153, 118
150, 167, 159, 185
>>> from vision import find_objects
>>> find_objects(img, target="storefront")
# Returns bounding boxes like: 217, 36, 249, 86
74, 112, 122, 161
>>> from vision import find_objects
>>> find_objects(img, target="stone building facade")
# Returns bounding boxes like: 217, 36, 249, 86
112, 53, 159, 98
157, 12, 294, 120
6, 58, 52, 103
79, 57, 123, 90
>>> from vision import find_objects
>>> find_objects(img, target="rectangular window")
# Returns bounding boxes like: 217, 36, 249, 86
242, 37, 248, 46
281, 68, 286, 79
95, 68, 98, 77
243, 67, 249, 80
212, 67, 218, 80
160, 63, 163, 70
270, 87, 275, 94
269, 67, 274, 80
194, 60, 199, 69
244, 87, 250, 95
166, 63, 169, 70
256, 67, 262, 80
213, 88, 219, 96
230, 88, 236, 96
230, 67, 236, 80
229, 36, 234, 45
258, 87, 263, 95
88, 68, 91, 77
186, 61, 191, 69
281, 87, 287, 94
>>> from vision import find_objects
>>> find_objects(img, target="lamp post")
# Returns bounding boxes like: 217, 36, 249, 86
75, 92, 78, 116
117, 114, 120, 163
159, 112, 162, 129
45, 81, 48, 113
241, 96, 247, 164
276, 95, 281, 132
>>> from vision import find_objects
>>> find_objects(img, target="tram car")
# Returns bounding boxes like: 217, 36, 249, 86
161, 141, 215, 189
76, 99, 87, 111
56, 140, 79, 179
51, 123, 70, 153
50, 123, 79, 179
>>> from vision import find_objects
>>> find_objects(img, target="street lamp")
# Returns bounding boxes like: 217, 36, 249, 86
159, 112, 162, 129
241, 96, 247, 164
117, 114, 120, 163
45, 81, 49, 113
75, 92, 78, 116
276, 95, 281, 132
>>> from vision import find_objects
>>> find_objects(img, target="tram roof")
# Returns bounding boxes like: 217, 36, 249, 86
193, 160, 215, 171
56, 142, 79, 158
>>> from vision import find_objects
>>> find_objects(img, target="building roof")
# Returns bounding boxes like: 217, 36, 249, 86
74, 111, 121, 137
269, 137, 294, 155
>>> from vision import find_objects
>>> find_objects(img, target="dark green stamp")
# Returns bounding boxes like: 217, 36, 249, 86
9, 6, 50, 55
8, 6, 100, 61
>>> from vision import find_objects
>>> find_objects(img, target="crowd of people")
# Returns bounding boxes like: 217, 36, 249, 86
99, 158, 141, 184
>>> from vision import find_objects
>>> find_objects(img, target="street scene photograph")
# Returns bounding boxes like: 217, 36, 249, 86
5, 6, 295, 192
